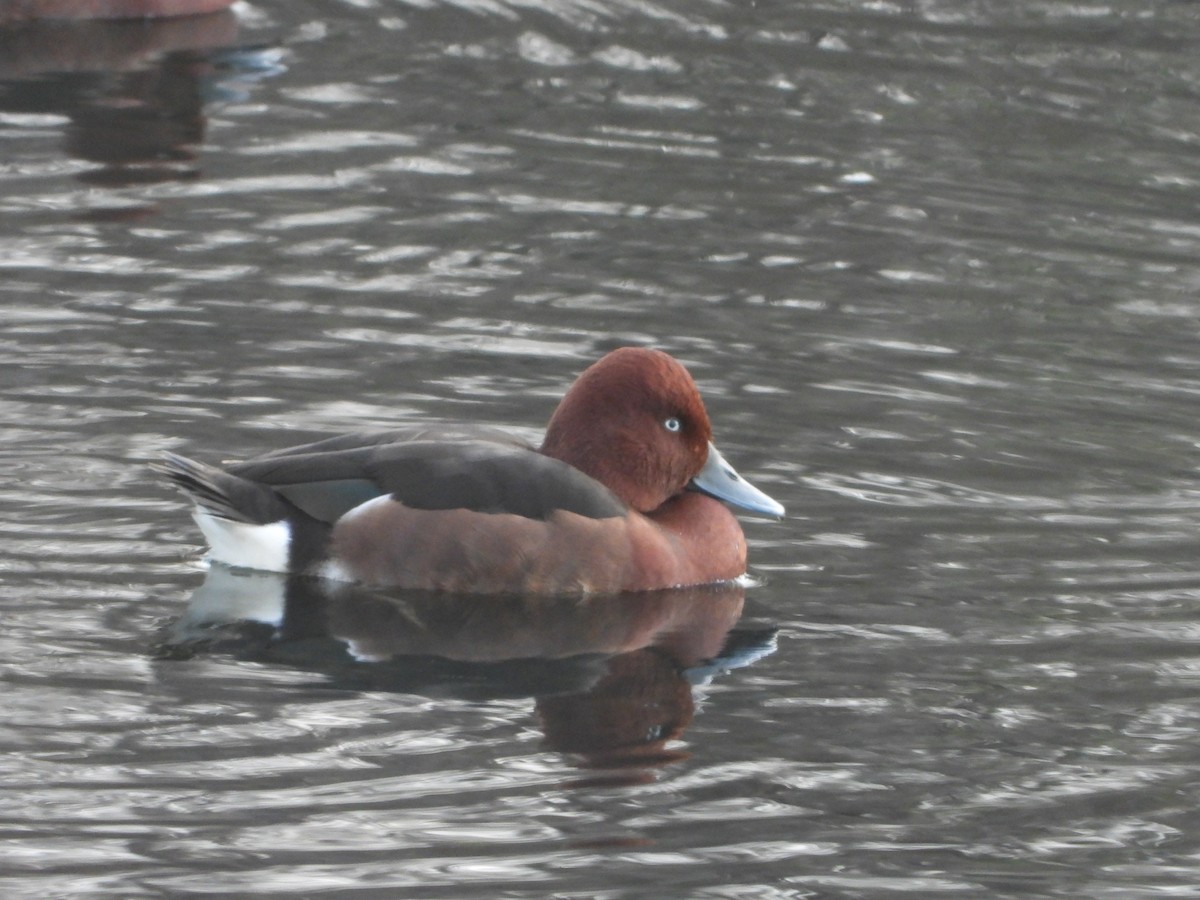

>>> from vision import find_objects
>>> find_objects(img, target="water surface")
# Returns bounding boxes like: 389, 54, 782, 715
3, 1, 1200, 896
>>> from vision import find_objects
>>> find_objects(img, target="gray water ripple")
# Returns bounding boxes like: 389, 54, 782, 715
3, 0, 1200, 896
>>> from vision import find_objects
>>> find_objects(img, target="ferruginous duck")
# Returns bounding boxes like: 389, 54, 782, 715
157, 347, 784, 594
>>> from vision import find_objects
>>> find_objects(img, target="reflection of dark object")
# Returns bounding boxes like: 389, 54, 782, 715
0, 14, 241, 80
0, 12, 280, 213
0, 60, 205, 192
66, 52, 207, 182
159, 568, 775, 776
78, 166, 201, 187
0, 0, 235, 22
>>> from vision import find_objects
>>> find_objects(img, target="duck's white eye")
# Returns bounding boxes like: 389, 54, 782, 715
664, 417, 682, 433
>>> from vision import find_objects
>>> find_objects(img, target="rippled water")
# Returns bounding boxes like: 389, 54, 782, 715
4, 0, 1200, 896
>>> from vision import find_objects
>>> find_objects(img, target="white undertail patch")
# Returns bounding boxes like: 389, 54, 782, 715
193, 509, 291, 573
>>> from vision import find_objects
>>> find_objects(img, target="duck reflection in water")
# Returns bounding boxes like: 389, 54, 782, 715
0, 7, 280, 218
162, 568, 777, 783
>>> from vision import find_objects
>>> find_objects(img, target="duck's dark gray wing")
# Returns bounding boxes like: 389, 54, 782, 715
252, 425, 531, 459
229, 439, 626, 524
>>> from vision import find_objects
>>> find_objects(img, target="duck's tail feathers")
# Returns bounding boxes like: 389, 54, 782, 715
155, 452, 322, 573
154, 452, 289, 525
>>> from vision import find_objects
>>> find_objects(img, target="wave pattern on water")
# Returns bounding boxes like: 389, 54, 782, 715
3, 0, 1200, 897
